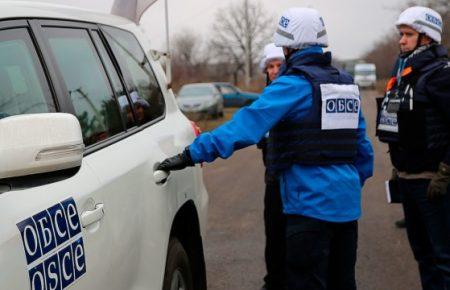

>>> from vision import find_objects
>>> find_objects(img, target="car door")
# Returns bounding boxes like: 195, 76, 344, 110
218, 84, 241, 107
0, 20, 103, 290
27, 19, 143, 290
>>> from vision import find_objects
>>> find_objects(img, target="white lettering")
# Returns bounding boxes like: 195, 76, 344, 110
66, 204, 79, 231
74, 244, 85, 272
24, 225, 39, 257
326, 99, 336, 112
47, 261, 59, 290
31, 270, 45, 290
62, 252, 73, 281
338, 99, 346, 112
53, 209, 67, 238
37, 216, 53, 248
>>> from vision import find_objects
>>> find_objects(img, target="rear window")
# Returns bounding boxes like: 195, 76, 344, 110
102, 26, 165, 125
179, 86, 214, 97
0, 28, 54, 119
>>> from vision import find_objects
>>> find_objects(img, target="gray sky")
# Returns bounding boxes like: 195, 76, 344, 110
31, 0, 408, 59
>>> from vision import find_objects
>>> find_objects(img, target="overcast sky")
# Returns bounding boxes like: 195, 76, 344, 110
32, 0, 408, 59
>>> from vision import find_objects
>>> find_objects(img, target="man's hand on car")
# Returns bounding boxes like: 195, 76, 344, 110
427, 162, 450, 200
157, 148, 195, 172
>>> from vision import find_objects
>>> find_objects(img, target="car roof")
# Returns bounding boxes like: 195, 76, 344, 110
0, 1, 133, 28
212, 82, 233, 86
180, 83, 216, 88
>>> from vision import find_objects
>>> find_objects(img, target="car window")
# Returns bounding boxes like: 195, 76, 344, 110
0, 28, 54, 119
102, 26, 165, 125
179, 86, 214, 97
91, 30, 134, 129
218, 85, 237, 95
43, 28, 124, 146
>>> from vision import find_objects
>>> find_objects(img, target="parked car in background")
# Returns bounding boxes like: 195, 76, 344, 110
0, 3, 208, 290
354, 63, 377, 89
177, 83, 224, 118
213, 82, 259, 107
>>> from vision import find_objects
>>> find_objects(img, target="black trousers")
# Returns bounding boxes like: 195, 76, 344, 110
263, 180, 286, 290
285, 215, 358, 290
400, 178, 450, 290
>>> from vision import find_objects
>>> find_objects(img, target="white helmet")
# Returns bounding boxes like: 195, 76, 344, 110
273, 7, 328, 49
259, 43, 285, 73
396, 6, 443, 43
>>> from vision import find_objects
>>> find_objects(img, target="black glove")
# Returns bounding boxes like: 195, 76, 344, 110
157, 148, 195, 172
427, 162, 450, 200
391, 168, 398, 181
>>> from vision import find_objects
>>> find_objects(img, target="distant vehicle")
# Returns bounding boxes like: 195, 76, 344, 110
177, 83, 224, 118
213, 82, 259, 107
354, 63, 377, 89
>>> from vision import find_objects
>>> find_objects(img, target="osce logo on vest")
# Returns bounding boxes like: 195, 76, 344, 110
16, 198, 86, 290
325, 98, 360, 114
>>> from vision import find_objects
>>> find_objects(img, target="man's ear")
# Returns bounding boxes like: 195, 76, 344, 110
420, 34, 433, 46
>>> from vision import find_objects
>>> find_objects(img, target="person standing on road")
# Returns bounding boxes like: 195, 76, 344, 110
257, 43, 286, 290
376, 6, 450, 290
158, 7, 374, 290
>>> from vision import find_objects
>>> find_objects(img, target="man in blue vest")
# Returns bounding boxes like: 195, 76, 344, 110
376, 7, 450, 289
159, 7, 374, 290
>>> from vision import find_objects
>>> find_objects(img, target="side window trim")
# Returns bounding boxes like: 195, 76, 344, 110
92, 27, 139, 128
29, 20, 75, 114
88, 28, 131, 130
99, 24, 166, 125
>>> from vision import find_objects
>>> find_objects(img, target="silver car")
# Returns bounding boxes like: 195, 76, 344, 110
177, 83, 224, 118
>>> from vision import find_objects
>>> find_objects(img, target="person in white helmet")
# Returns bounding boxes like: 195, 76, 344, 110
158, 8, 374, 290
257, 43, 286, 290
260, 43, 285, 85
376, 6, 450, 290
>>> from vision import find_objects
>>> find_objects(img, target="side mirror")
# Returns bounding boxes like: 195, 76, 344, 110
0, 113, 84, 179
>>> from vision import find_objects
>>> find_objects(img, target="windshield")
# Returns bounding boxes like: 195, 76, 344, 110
355, 70, 375, 76
179, 86, 214, 97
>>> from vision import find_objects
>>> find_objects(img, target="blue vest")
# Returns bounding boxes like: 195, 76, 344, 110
266, 52, 360, 175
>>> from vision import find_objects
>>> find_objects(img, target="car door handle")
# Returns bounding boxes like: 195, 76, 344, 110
154, 169, 170, 185
81, 203, 104, 228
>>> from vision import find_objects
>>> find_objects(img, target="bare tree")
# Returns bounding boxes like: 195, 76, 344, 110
172, 30, 206, 67
209, 0, 274, 87
171, 30, 210, 89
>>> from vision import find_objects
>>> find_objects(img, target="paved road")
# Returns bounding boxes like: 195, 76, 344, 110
202, 90, 421, 290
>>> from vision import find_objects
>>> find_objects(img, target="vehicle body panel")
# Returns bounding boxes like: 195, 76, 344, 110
213, 82, 259, 107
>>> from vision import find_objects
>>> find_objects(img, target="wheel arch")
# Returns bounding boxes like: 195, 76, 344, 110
169, 200, 207, 290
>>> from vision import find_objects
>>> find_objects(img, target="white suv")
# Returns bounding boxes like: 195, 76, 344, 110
0, 2, 208, 290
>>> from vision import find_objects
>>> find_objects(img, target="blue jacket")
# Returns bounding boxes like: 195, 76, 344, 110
189, 47, 374, 222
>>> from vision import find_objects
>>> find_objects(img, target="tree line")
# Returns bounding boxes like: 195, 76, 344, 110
170, 0, 273, 92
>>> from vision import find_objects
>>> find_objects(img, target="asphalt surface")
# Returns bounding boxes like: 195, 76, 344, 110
202, 90, 421, 290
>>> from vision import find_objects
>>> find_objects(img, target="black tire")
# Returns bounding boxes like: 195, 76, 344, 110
163, 238, 194, 290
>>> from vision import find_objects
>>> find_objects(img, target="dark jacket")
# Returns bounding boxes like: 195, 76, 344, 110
377, 45, 450, 173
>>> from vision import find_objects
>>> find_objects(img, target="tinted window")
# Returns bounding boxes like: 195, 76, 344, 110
43, 28, 124, 146
91, 30, 134, 128
0, 28, 54, 119
102, 26, 164, 125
